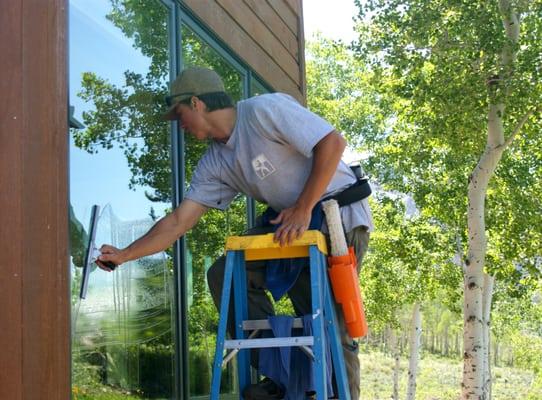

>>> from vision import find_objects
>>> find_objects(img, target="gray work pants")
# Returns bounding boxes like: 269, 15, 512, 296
207, 224, 370, 400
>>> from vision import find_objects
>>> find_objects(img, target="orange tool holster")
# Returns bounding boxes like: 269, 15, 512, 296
327, 247, 368, 338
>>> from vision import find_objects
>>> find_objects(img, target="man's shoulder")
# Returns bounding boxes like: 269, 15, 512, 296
242, 92, 299, 108
240, 93, 301, 120
195, 142, 221, 167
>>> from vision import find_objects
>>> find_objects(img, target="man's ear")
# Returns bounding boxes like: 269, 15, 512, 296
191, 96, 202, 111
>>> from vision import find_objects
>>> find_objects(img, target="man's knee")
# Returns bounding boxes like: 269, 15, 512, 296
206, 256, 225, 296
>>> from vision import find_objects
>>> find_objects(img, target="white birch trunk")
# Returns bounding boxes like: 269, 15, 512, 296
456, 333, 460, 356
462, 96, 505, 400
390, 328, 400, 400
406, 303, 421, 400
494, 341, 499, 367
444, 325, 449, 356
482, 274, 495, 399
462, 2, 519, 398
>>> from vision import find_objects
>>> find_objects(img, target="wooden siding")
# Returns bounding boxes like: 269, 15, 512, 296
183, 0, 306, 103
0, 0, 70, 399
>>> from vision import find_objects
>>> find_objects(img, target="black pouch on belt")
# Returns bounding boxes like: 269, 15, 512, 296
322, 177, 372, 207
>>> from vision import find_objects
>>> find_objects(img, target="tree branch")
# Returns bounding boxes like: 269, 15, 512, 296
500, 106, 541, 150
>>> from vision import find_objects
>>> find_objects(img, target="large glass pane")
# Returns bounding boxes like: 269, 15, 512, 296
69, 1, 175, 399
180, 25, 247, 398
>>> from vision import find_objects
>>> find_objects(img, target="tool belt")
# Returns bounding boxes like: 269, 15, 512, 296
323, 177, 372, 207
322, 164, 372, 207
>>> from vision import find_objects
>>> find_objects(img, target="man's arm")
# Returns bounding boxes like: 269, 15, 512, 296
97, 199, 208, 271
271, 130, 346, 245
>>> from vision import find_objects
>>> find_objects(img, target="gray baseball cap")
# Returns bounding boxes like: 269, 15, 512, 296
163, 67, 225, 120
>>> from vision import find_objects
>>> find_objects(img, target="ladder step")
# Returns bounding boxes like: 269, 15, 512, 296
224, 336, 314, 350
242, 318, 304, 330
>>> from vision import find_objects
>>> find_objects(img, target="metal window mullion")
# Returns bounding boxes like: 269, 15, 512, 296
169, 2, 189, 400
244, 70, 256, 228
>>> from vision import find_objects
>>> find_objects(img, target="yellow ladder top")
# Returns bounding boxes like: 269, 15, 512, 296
225, 230, 328, 261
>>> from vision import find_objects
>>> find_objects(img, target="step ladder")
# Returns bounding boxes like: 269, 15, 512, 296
210, 230, 351, 400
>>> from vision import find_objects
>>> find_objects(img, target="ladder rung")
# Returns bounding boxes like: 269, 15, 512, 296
224, 336, 314, 350
242, 318, 304, 330
222, 329, 260, 367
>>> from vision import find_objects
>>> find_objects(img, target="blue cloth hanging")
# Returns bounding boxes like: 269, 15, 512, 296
258, 315, 334, 400
260, 205, 324, 301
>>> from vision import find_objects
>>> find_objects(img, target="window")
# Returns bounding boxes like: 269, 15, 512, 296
69, 1, 175, 398
180, 23, 246, 399
69, 2, 275, 398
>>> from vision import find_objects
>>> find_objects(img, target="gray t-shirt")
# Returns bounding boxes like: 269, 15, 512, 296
185, 93, 373, 232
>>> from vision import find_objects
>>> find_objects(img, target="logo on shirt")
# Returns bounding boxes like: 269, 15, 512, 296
252, 154, 276, 180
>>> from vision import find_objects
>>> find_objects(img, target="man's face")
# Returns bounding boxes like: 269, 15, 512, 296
174, 102, 208, 140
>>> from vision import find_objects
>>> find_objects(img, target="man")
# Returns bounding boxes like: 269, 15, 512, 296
98, 67, 373, 399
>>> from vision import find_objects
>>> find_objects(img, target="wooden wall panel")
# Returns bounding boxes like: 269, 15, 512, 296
0, 0, 70, 399
283, 0, 300, 14
243, 0, 298, 58
216, 0, 299, 83
183, 0, 302, 100
183, 0, 306, 102
267, 0, 299, 34
0, 0, 24, 397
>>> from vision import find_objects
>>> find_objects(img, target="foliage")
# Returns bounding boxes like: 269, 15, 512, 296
492, 279, 542, 338
360, 196, 460, 330
306, 6, 542, 384
509, 331, 542, 376
352, 0, 542, 277
306, 36, 462, 329
306, 34, 387, 148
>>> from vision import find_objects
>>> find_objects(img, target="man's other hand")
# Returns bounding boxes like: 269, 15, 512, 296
270, 205, 311, 246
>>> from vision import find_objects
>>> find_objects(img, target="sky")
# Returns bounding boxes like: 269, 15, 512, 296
303, 0, 359, 43
303, 0, 361, 164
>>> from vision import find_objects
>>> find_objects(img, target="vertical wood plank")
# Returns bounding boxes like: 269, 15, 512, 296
21, 0, 69, 397
0, 0, 69, 398
0, 0, 23, 396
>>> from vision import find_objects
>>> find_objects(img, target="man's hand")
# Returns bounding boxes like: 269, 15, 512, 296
270, 205, 312, 246
270, 131, 346, 246
94, 199, 208, 272
97, 245, 128, 272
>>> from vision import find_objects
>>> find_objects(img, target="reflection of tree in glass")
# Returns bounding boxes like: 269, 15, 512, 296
71, 1, 246, 394
73, 4, 247, 252
72, 5, 243, 204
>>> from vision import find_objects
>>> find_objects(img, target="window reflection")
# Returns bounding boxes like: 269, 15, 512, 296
69, 1, 174, 399
250, 77, 270, 98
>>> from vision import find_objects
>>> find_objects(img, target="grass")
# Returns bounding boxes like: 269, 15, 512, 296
359, 349, 541, 400
72, 349, 541, 399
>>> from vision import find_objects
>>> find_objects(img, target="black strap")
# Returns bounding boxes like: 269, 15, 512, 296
322, 178, 372, 207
